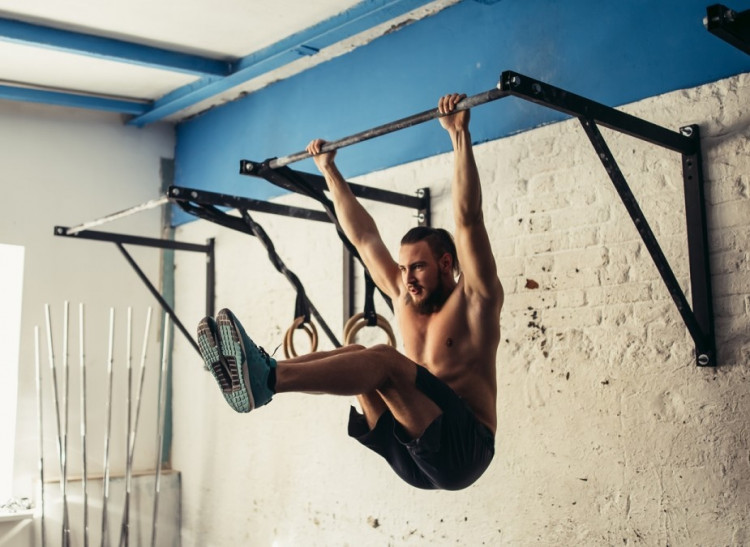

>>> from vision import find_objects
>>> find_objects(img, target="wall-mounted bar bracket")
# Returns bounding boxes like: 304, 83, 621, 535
54, 185, 343, 354
705, 4, 750, 55
168, 185, 344, 347
54, 224, 214, 356
239, 162, 431, 318
499, 71, 716, 366
239, 160, 431, 226
54, 182, 426, 355
168, 185, 333, 223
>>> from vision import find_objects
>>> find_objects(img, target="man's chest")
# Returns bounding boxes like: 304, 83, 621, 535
398, 298, 470, 367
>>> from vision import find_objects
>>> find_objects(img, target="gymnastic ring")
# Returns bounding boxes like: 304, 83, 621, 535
343, 312, 389, 342
284, 316, 318, 358
283, 316, 318, 359
344, 313, 397, 347
342, 312, 366, 341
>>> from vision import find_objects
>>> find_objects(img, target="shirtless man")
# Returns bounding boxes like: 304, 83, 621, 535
197, 93, 504, 490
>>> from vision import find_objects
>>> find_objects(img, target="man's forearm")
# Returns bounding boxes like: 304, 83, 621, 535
319, 163, 379, 246
449, 128, 483, 226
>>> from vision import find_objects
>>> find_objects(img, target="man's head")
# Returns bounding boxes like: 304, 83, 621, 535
398, 227, 459, 314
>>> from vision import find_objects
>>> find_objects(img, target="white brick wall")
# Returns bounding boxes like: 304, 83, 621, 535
172, 73, 750, 546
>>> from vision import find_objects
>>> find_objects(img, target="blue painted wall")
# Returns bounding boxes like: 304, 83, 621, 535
174, 0, 750, 224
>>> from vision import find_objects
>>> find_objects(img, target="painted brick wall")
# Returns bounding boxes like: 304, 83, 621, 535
172, 73, 749, 546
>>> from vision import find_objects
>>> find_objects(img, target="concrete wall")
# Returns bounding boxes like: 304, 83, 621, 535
171, 73, 749, 545
0, 99, 177, 545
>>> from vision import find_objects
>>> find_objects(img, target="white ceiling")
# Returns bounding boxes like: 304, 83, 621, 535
0, 0, 457, 124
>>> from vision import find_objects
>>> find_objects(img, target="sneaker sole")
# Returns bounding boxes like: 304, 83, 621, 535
216, 310, 255, 412
197, 316, 251, 413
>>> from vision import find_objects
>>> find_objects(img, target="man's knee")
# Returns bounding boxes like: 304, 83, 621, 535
343, 343, 366, 352
366, 344, 416, 385
368, 343, 401, 358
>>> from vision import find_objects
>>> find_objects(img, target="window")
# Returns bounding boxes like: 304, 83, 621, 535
0, 244, 25, 501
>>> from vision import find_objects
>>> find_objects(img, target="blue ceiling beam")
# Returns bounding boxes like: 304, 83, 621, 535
127, 0, 441, 126
0, 17, 231, 76
0, 84, 149, 114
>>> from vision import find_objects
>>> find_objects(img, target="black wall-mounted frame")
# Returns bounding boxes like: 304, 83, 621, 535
236, 71, 715, 366
170, 186, 344, 348
237, 161, 431, 323
55, 70, 716, 366
174, 181, 430, 338
499, 71, 715, 367
54, 225, 215, 356
705, 3, 750, 55
239, 161, 431, 227
54, 180, 429, 353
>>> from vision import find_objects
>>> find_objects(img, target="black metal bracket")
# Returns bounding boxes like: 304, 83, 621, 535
705, 4, 750, 55
239, 161, 431, 321
54, 225, 215, 356
53, 181, 427, 354
170, 186, 343, 348
499, 71, 716, 366
168, 185, 333, 223
239, 160, 431, 226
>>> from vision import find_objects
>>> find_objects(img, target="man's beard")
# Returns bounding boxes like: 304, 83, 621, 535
408, 278, 450, 315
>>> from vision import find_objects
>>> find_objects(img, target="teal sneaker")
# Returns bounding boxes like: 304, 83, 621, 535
197, 310, 276, 412
197, 315, 244, 411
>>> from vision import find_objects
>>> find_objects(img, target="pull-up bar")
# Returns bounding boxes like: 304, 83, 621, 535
65, 196, 171, 236
249, 88, 508, 170
244, 71, 695, 175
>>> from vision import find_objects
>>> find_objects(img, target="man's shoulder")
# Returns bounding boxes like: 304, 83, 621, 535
457, 275, 504, 310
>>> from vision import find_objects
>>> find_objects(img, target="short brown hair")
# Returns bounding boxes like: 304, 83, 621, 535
400, 226, 460, 276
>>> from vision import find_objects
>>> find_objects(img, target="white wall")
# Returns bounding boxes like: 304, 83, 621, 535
172, 73, 750, 546
0, 100, 177, 544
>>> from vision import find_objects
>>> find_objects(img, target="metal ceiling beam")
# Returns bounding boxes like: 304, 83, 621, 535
0, 0, 445, 123
0, 84, 149, 114
127, 0, 442, 126
0, 16, 232, 76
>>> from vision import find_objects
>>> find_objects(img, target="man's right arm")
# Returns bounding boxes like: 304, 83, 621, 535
307, 139, 402, 300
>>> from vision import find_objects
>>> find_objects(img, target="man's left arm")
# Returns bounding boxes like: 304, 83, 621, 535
439, 94, 503, 302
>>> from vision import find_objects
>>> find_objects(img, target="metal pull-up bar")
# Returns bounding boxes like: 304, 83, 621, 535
256, 88, 508, 170
65, 196, 171, 236
247, 70, 693, 172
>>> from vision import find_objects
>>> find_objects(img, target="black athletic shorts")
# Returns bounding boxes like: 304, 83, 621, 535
347, 365, 495, 490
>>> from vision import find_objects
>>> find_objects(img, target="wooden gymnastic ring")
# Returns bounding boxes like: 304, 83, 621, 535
343, 312, 366, 341
284, 316, 318, 358
344, 313, 396, 347
283, 316, 318, 359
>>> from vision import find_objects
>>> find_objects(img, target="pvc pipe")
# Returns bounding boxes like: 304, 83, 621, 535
43, 305, 66, 547
61, 302, 70, 547
34, 326, 46, 547
79, 304, 89, 547
150, 314, 170, 547
101, 308, 115, 547
119, 307, 152, 547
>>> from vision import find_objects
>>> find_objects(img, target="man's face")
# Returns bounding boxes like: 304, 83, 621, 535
398, 241, 447, 313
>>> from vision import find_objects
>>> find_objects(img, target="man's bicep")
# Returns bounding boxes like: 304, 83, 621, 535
455, 221, 501, 298
357, 234, 402, 300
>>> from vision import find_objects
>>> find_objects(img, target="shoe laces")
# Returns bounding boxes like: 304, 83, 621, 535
257, 345, 270, 362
